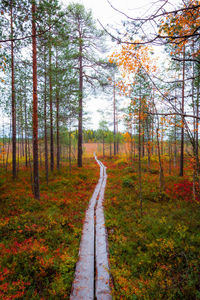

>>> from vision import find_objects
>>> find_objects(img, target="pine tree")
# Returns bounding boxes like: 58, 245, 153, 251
66, 3, 105, 167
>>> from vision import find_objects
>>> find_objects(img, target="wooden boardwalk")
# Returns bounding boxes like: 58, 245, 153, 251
70, 154, 111, 300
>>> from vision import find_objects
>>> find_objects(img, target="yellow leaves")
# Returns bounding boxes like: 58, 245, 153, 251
159, 216, 167, 224
176, 224, 188, 237
159, 0, 200, 54
123, 132, 131, 142
60, 249, 70, 262
132, 99, 136, 105
108, 41, 157, 82
148, 238, 175, 255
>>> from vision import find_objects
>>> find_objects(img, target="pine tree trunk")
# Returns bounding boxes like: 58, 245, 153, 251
157, 128, 165, 192
56, 47, 60, 169
179, 46, 185, 176
32, 1, 40, 199
130, 122, 133, 162
28, 136, 34, 194
17, 119, 19, 171
196, 82, 199, 162
169, 141, 172, 175
6, 119, 11, 171
174, 91, 177, 168
2, 118, 5, 168
139, 84, 142, 216
142, 124, 145, 157
44, 49, 48, 184
161, 123, 164, 156
11, 0, 16, 179
116, 110, 119, 154
24, 62, 28, 167
21, 126, 24, 158
103, 136, 105, 157
146, 119, 151, 168
49, 29, 54, 171
69, 130, 72, 174
151, 110, 154, 156
78, 35, 83, 167
134, 124, 136, 158
113, 79, 116, 155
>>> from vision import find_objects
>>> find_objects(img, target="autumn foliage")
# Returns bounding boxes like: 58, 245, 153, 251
103, 156, 200, 299
159, 0, 200, 55
0, 160, 98, 298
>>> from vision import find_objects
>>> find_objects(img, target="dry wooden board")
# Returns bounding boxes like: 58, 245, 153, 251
70, 154, 111, 300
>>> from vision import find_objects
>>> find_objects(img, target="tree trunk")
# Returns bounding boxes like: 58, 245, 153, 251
146, 119, 151, 168
28, 136, 34, 194
113, 79, 116, 155
11, 0, 16, 179
179, 46, 185, 176
78, 33, 83, 167
174, 91, 177, 168
134, 124, 136, 158
69, 130, 72, 174
44, 48, 48, 184
17, 119, 19, 171
49, 28, 54, 171
24, 84, 28, 168
139, 84, 142, 216
116, 109, 119, 154
6, 119, 11, 171
32, 1, 40, 199
2, 118, 5, 168
130, 121, 133, 162
142, 124, 145, 157
169, 141, 172, 175
196, 82, 199, 166
56, 46, 60, 169
103, 136, 105, 157
161, 123, 164, 156
157, 128, 165, 192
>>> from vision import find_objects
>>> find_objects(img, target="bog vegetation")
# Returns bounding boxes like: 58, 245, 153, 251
0, 0, 200, 299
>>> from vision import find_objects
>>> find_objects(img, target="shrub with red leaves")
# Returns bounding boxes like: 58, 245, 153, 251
173, 180, 200, 202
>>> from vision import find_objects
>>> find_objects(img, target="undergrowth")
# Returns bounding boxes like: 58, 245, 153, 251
0, 159, 98, 299
103, 157, 200, 300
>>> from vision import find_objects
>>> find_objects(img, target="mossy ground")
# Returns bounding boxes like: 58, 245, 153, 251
103, 156, 200, 299
0, 159, 99, 299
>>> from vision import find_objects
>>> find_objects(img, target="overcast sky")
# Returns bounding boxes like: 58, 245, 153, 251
60, 0, 178, 24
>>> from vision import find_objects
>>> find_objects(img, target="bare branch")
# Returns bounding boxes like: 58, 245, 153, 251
146, 111, 200, 120
172, 57, 200, 64
107, 0, 200, 22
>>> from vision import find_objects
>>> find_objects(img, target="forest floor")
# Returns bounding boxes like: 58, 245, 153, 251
0, 154, 200, 299
0, 158, 99, 299
103, 155, 200, 299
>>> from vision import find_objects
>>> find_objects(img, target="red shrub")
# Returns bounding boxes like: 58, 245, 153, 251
173, 180, 200, 202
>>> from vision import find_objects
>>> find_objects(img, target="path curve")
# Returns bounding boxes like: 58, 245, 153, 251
70, 154, 111, 300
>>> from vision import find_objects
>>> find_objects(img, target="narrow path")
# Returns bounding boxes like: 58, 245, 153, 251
70, 154, 111, 300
